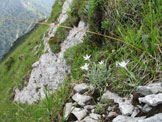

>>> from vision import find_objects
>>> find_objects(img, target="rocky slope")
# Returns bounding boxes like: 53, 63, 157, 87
14, 0, 88, 104
0, 0, 161, 121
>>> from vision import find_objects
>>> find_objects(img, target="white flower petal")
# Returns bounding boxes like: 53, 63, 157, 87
83, 55, 91, 61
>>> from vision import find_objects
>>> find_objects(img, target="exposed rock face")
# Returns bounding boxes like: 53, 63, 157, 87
112, 115, 145, 122
139, 93, 162, 106
101, 90, 134, 116
14, 0, 88, 104
136, 83, 162, 96
113, 113, 162, 122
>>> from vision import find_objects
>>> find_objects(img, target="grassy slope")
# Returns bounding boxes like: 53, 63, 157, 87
64, 0, 162, 96
0, 0, 161, 121
0, 0, 70, 121
0, 24, 48, 121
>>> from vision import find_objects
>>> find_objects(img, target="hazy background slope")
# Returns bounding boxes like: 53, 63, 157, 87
0, 0, 55, 60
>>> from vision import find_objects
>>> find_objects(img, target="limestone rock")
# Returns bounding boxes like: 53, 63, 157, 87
113, 113, 162, 122
82, 116, 99, 122
141, 104, 152, 113
74, 83, 89, 94
84, 105, 95, 110
143, 113, 162, 122
101, 90, 123, 103
107, 112, 118, 118
14, 14, 88, 104
72, 108, 88, 121
64, 103, 73, 119
101, 90, 134, 116
136, 83, 162, 96
89, 113, 101, 120
72, 93, 92, 106
112, 115, 145, 122
139, 93, 162, 106
119, 102, 134, 116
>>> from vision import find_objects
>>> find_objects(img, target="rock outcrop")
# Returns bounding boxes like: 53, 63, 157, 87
14, 0, 88, 104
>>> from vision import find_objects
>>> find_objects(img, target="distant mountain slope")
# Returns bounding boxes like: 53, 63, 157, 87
0, 0, 54, 60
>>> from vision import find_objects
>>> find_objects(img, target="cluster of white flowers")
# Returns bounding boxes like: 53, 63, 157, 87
80, 54, 104, 71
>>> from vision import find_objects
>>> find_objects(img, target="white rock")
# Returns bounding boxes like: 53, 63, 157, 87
119, 102, 134, 116
131, 107, 140, 117
101, 90, 134, 116
72, 93, 92, 106
14, 20, 88, 103
108, 112, 118, 118
72, 108, 88, 121
112, 115, 145, 122
141, 104, 152, 113
142, 113, 162, 122
84, 105, 95, 110
139, 93, 162, 106
136, 83, 162, 96
89, 113, 101, 120
113, 113, 162, 122
101, 90, 123, 103
74, 83, 89, 94
82, 116, 99, 122
64, 103, 73, 119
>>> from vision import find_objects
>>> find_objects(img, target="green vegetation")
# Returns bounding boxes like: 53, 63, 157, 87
0, 24, 48, 121
65, 0, 162, 96
0, 0, 161, 121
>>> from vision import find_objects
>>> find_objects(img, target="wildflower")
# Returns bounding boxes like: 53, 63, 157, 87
99, 61, 104, 65
80, 63, 89, 70
116, 60, 129, 68
83, 55, 91, 61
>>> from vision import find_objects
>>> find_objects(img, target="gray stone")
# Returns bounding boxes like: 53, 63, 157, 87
101, 90, 134, 116
101, 90, 123, 103
74, 83, 89, 94
72, 93, 92, 106
143, 113, 162, 122
64, 103, 73, 119
131, 107, 140, 117
84, 105, 95, 110
108, 112, 118, 118
136, 83, 162, 96
82, 116, 99, 122
14, 18, 88, 104
72, 108, 88, 121
89, 113, 101, 120
119, 102, 134, 116
107, 106, 115, 112
112, 115, 145, 122
141, 104, 152, 113
113, 113, 162, 122
139, 93, 162, 106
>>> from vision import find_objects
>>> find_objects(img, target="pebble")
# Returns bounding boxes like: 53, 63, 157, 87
72, 93, 92, 106
74, 83, 89, 94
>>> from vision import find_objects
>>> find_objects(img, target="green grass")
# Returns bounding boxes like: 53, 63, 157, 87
0, 0, 161, 121
64, 0, 162, 96
0, 24, 48, 121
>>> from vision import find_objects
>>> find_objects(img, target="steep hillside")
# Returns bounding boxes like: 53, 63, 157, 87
0, 0, 54, 60
0, 0, 161, 121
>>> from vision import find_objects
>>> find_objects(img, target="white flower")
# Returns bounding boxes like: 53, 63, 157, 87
116, 60, 129, 68
80, 63, 89, 70
99, 61, 104, 65
83, 55, 91, 61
